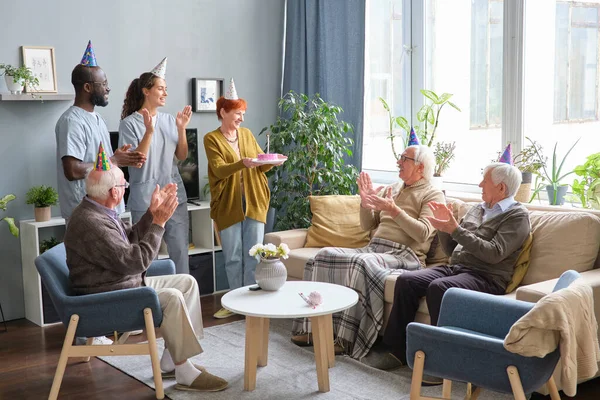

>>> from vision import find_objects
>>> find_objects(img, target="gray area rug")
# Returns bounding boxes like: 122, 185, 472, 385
99, 319, 512, 399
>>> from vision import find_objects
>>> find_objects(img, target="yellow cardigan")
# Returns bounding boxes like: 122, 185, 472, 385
203, 127, 273, 231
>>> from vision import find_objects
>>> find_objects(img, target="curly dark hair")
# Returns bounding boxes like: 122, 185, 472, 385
121, 72, 159, 120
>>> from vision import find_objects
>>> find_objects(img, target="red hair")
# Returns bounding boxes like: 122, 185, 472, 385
216, 97, 247, 120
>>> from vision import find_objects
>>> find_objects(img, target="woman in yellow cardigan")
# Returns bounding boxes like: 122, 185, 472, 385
204, 79, 279, 318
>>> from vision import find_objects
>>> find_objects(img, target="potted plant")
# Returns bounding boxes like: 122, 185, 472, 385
0, 63, 39, 95
381, 90, 461, 181
26, 185, 58, 222
0, 194, 19, 237
529, 138, 580, 205
572, 152, 600, 209
260, 91, 359, 231
511, 138, 546, 203
249, 242, 290, 291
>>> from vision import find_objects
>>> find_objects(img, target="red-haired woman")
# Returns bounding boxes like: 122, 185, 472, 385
204, 78, 276, 319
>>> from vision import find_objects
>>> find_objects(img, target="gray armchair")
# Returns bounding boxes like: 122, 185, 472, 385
35, 243, 175, 400
405, 270, 580, 400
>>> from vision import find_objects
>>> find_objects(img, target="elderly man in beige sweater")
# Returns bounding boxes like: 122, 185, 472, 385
291, 145, 445, 359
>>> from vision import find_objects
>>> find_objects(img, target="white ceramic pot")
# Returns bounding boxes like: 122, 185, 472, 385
5, 75, 24, 95
255, 258, 287, 291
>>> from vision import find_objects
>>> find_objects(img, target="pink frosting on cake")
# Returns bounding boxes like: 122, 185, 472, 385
257, 153, 279, 161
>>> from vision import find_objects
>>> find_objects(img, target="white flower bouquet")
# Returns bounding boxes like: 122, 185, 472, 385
249, 242, 290, 260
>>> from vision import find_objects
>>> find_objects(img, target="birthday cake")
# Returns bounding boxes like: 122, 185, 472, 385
257, 153, 279, 161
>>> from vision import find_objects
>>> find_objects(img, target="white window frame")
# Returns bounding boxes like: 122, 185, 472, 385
364, 0, 527, 195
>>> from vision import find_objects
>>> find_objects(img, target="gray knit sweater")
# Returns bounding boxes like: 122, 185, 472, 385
64, 199, 165, 295
438, 202, 531, 289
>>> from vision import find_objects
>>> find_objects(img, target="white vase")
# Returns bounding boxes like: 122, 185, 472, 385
255, 258, 287, 291
5, 75, 24, 94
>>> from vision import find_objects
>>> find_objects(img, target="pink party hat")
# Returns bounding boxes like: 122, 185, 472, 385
225, 78, 239, 100
498, 143, 513, 165
94, 142, 112, 171
150, 57, 167, 79
407, 127, 420, 146
80, 40, 98, 67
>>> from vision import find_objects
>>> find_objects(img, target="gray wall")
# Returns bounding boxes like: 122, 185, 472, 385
0, 0, 285, 320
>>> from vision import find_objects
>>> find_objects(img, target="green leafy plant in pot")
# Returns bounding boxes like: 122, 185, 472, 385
260, 91, 359, 231
572, 152, 600, 209
0, 63, 40, 96
529, 138, 580, 205
26, 185, 58, 222
0, 194, 19, 237
511, 138, 547, 203
380, 90, 461, 178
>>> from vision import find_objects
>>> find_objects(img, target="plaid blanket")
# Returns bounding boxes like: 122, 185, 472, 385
291, 237, 421, 359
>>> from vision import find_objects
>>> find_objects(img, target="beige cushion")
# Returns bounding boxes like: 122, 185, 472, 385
284, 247, 320, 280
522, 211, 600, 285
304, 195, 370, 248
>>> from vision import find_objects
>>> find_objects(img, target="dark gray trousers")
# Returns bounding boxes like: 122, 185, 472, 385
382, 265, 504, 362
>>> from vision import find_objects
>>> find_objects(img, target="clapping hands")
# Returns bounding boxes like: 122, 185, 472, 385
149, 183, 178, 227
357, 172, 397, 214
425, 201, 459, 234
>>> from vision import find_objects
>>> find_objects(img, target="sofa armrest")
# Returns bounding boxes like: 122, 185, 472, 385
517, 268, 600, 303
265, 229, 309, 250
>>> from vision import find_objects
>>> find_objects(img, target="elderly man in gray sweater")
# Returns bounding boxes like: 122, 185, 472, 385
64, 165, 228, 393
381, 162, 531, 376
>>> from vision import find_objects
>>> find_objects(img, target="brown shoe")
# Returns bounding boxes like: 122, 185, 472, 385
161, 364, 206, 379
174, 370, 228, 392
291, 333, 313, 346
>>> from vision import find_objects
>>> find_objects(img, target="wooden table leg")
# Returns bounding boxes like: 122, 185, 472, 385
244, 316, 262, 391
324, 313, 335, 367
257, 318, 269, 367
311, 315, 330, 392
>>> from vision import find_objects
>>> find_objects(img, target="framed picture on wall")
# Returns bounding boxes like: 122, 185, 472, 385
21, 46, 57, 93
191, 78, 223, 112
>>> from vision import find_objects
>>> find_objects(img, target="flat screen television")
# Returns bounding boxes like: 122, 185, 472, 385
109, 128, 200, 203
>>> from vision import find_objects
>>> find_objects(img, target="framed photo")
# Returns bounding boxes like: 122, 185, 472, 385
21, 46, 57, 93
191, 78, 223, 112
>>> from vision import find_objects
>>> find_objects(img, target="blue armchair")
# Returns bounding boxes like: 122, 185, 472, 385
405, 270, 580, 400
35, 243, 176, 400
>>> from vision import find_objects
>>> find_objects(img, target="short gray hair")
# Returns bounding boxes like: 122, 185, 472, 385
85, 168, 122, 200
483, 162, 522, 197
408, 145, 435, 181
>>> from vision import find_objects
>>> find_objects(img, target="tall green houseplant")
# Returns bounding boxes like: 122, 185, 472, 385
0, 194, 19, 237
261, 91, 359, 231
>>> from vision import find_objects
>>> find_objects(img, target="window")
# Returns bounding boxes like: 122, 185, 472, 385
553, 2, 599, 122
470, 0, 503, 128
362, 0, 410, 175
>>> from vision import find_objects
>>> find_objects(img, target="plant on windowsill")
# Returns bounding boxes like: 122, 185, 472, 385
26, 185, 59, 222
572, 152, 600, 209
529, 137, 580, 206
498, 138, 547, 203
0, 194, 19, 237
0, 63, 40, 97
381, 90, 461, 178
260, 91, 359, 231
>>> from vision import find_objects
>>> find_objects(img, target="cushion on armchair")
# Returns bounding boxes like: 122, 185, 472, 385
304, 195, 370, 248
505, 232, 534, 293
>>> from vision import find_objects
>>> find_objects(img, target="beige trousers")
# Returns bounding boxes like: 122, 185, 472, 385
145, 274, 204, 363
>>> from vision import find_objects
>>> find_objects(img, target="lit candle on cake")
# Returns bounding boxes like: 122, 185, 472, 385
267, 133, 270, 154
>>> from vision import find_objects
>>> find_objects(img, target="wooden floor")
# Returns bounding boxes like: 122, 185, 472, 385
0, 292, 598, 399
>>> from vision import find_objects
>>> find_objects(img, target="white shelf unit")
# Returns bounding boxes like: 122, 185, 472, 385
20, 202, 224, 327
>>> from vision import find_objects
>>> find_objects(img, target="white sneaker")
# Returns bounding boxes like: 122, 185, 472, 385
92, 336, 114, 345
128, 329, 144, 336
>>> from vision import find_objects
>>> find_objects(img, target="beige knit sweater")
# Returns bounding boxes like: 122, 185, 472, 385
359, 179, 445, 263
504, 280, 600, 396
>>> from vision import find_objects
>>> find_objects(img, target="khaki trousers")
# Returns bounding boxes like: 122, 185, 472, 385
145, 274, 204, 363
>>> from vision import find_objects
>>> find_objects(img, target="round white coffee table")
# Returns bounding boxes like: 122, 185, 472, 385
221, 281, 358, 392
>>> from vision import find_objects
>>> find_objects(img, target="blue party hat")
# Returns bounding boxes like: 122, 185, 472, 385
407, 127, 420, 146
80, 40, 97, 67
498, 144, 512, 165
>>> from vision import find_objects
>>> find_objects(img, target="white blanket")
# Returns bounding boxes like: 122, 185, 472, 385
503, 279, 600, 397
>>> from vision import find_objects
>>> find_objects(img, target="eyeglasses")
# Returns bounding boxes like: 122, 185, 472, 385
115, 181, 129, 189
399, 155, 417, 163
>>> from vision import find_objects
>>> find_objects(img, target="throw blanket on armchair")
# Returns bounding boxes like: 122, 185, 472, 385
503, 279, 600, 396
